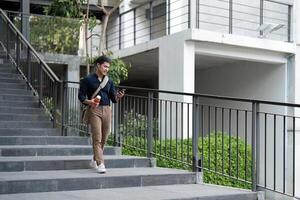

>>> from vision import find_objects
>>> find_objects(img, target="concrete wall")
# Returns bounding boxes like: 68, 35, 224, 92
195, 61, 285, 101
195, 61, 300, 195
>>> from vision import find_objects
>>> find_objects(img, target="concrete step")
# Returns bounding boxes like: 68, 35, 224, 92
0, 100, 39, 108
0, 77, 24, 84
0, 155, 153, 172
0, 113, 49, 121
0, 167, 196, 194
0, 106, 42, 114
0, 184, 258, 200
0, 145, 120, 157
0, 62, 12, 67
0, 88, 32, 95
0, 66, 16, 73
0, 136, 89, 145
0, 82, 26, 89
0, 94, 37, 101
0, 121, 52, 128
0, 128, 59, 136
0, 72, 22, 79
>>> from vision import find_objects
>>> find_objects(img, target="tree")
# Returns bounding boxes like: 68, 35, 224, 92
45, 0, 130, 84
93, 0, 124, 54
44, 0, 82, 18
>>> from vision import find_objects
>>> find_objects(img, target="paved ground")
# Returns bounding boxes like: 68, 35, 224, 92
0, 183, 257, 200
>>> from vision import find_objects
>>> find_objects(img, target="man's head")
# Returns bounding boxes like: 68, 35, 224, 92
94, 55, 112, 76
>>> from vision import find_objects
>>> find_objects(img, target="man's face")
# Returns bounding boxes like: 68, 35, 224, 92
97, 61, 110, 76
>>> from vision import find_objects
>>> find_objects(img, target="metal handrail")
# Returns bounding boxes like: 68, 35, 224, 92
115, 85, 300, 108
64, 81, 300, 107
0, 9, 61, 82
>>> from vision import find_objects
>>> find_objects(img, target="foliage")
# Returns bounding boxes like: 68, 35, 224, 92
44, 0, 83, 18
116, 133, 252, 189
107, 52, 131, 85
88, 52, 131, 85
29, 16, 81, 54
201, 133, 252, 189
42, 96, 54, 114
118, 110, 158, 137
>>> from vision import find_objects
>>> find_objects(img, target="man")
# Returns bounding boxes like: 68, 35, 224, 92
78, 55, 125, 173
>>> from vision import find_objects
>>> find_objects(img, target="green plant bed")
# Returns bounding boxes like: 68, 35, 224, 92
109, 133, 252, 189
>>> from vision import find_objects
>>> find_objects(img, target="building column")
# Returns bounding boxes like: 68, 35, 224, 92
21, 0, 30, 40
66, 57, 81, 82
159, 37, 195, 94
159, 35, 195, 139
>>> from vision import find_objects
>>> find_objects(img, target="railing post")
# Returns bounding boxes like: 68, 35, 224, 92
147, 91, 154, 158
16, 35, 20, 68
38, 65, 43, 107
119, 15, 122, 50
60, 81, 65, 136
196, 0, 199, 29
6, 23, 10, 59
192, 96, 200, 182
259, 0, 264, 37
114, 102, 120, 146
26, 48, 31, 90
287, 5, 292, 42
188, 0, 191, 28
229, 0, 233, 34
133, 8, 136, 45
251, 101, 259, 192
149, 1, 153, 40
167, 0, 171, 34
53, 81, 58, 128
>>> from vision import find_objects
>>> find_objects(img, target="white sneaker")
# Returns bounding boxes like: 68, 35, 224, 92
97, 163, 106, 173
89, 159, 97, 169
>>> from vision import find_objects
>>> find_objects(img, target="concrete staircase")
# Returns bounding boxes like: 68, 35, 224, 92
0, 53, 257, 200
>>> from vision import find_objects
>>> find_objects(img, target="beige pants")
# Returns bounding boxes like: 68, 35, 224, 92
89, 106, 111, 165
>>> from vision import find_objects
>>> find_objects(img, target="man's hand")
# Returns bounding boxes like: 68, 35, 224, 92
116, 89, 125, 101
85, 99, 99, 108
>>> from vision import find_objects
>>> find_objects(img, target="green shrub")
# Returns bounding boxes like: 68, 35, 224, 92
118, 110, 158, 137
14, 15, 80, 54
112, 133, 252, 189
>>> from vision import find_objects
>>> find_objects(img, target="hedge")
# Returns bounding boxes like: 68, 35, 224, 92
109, 133, 252, 189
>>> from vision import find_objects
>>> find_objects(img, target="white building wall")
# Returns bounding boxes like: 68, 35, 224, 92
293, 0, 300, 197
158, 33, 195, 139
195, 62, 285, 101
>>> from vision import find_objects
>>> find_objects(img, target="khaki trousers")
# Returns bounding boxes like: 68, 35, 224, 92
89, 106, 111, 165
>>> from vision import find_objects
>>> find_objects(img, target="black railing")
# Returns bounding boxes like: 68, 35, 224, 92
0, 9, 62, 128
62, 83, 298, 198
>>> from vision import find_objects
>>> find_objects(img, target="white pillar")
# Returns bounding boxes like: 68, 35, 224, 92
159, 38, 195, 94
159, 35, 195, 139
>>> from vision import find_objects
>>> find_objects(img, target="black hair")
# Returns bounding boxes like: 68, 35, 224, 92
94, 55, 112, 65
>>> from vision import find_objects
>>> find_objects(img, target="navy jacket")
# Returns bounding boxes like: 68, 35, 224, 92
78, 73, 117, 106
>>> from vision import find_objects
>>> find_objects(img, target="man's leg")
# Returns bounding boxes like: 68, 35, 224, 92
89, 112, 103, 166
100, 106, 112, 163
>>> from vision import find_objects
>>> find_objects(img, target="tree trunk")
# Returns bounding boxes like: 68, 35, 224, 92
85, 0, 90, 75
99, 14, 109, 55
